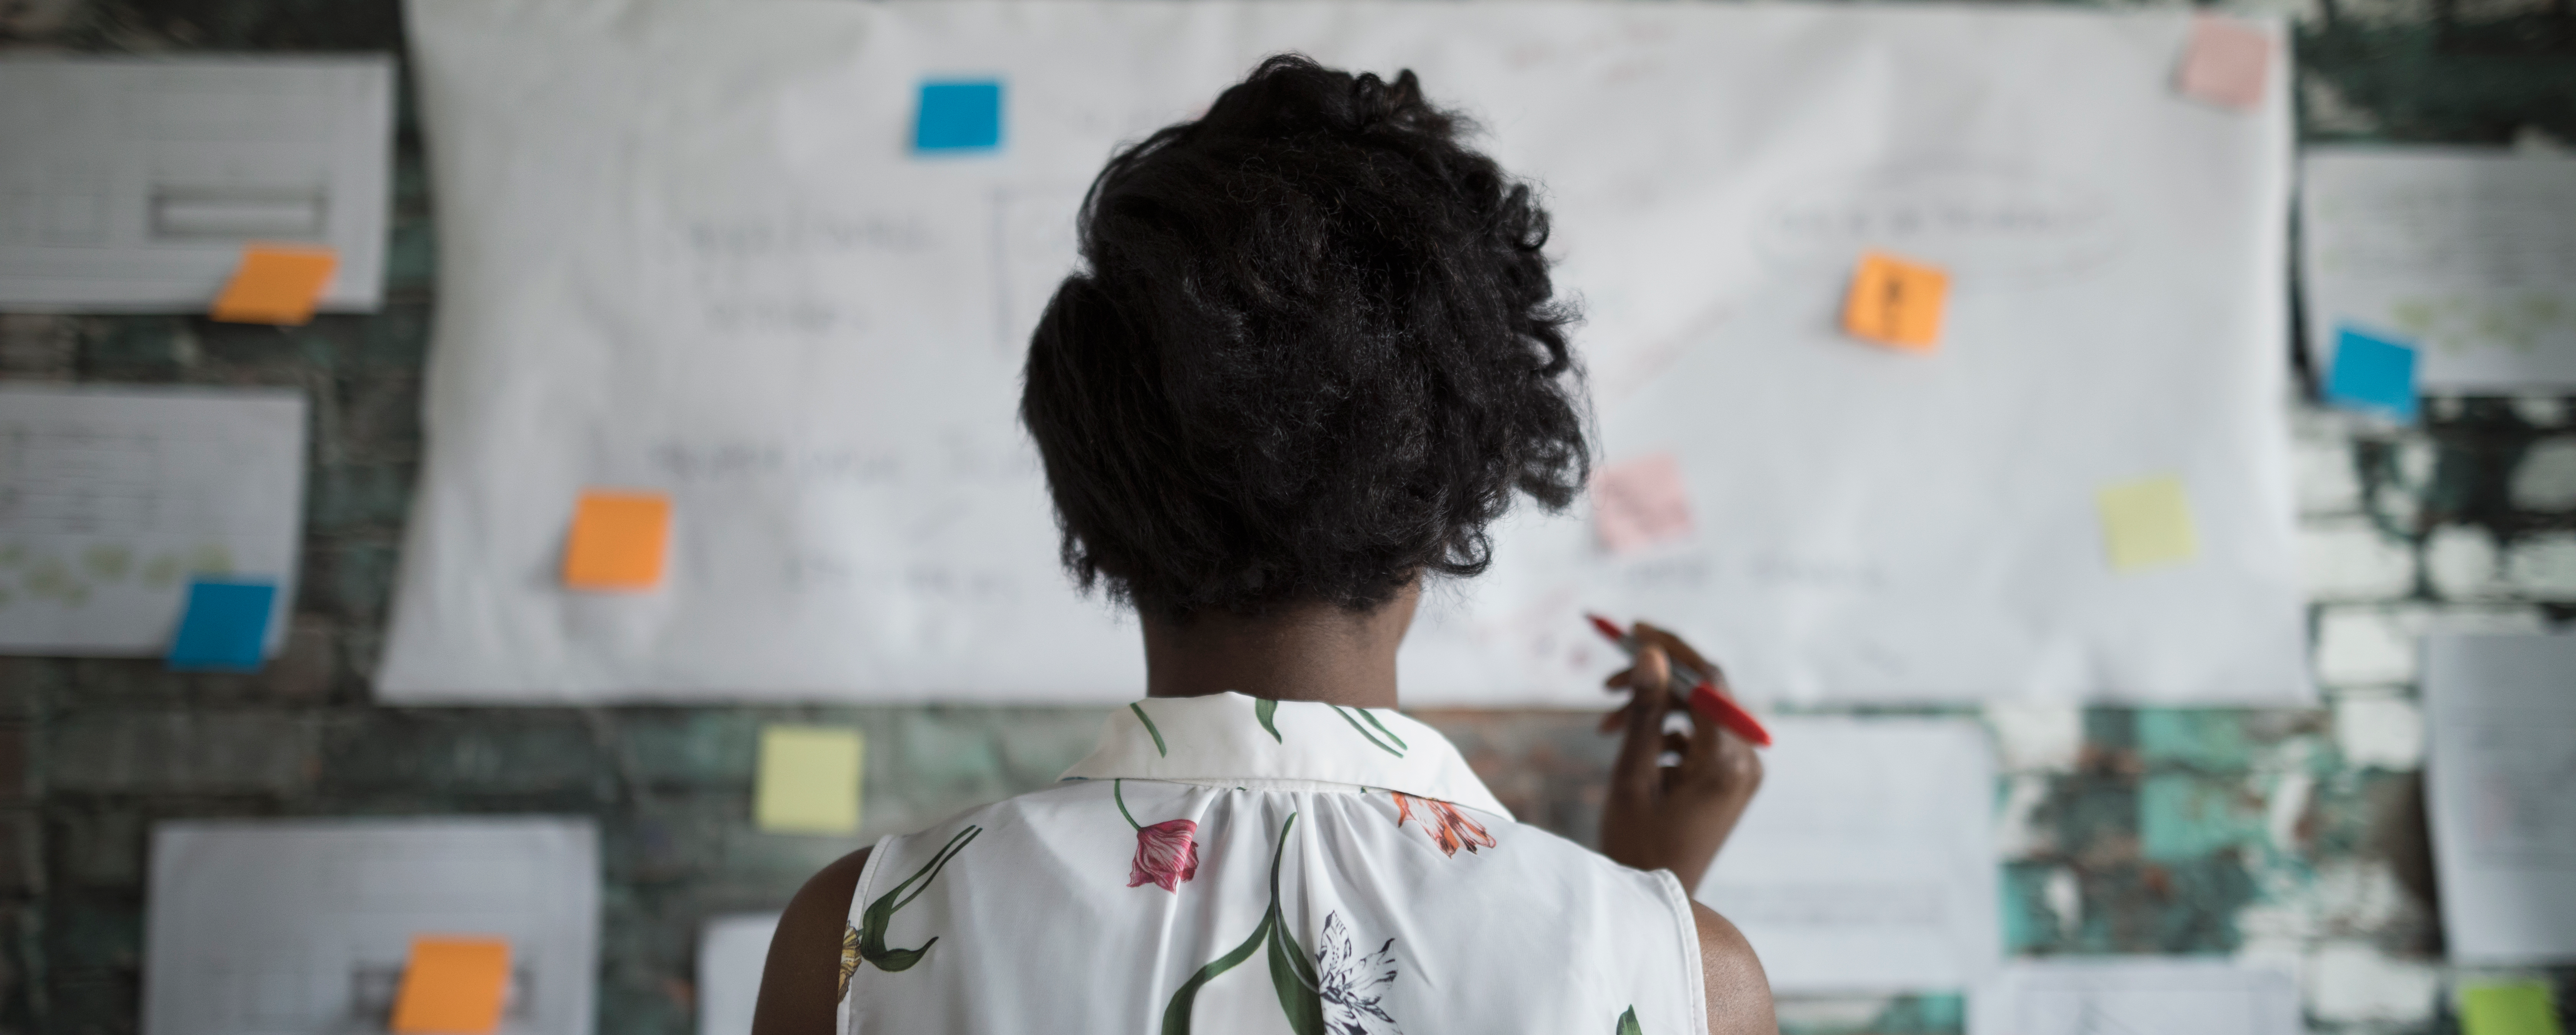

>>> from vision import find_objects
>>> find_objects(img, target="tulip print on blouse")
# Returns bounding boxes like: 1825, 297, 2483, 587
838, 693, 1708, 1033
1116, 778, 1202, 891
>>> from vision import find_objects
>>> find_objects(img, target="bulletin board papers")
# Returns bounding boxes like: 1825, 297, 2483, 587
698, 913, 782, 1035
2423, 633, 2576, 964
143, 816, 600, 1035
1968, 958, 2303, 1035
0, 55, 394, 312
1694, 717, 2001, 993
0, 385, 306, 657
2301, 147, 2576, 390
388, 0, 2302, 706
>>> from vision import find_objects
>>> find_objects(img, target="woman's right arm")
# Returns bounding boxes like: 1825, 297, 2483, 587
1595, 623, 1776, 1035
749, 846, 871, 1035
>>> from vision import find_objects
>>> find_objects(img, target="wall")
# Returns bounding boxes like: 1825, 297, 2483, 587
0, 0, 2571, 1032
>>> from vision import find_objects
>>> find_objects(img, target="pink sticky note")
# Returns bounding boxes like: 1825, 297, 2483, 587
1592, 453, 1694, 554
2177, 15, 2272, 110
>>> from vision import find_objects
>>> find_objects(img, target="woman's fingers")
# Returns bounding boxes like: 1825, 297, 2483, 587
1631, 621, 1720, 684
1609, 645, 1673, 801
1681, 683, 1727, 773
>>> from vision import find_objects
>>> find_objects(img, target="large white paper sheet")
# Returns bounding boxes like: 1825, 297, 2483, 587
1968, 959, 2302, 1035
2423, 633, 2576, 964
143, 816, 600, 1035
698, 913, 781, 1035
1694, 717, 2001, 993
0, 384, 306, 656
2301, 147, 2576, 390
0, 56, 395, 312
388, 0, 2300, 706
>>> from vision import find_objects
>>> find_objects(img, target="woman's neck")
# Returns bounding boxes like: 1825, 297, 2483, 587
1139, 584, 1418, 709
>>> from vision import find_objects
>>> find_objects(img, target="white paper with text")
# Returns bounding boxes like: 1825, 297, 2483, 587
388, 0, 2300, 705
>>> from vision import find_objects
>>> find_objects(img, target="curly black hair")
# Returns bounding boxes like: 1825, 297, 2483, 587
1019, 54, 1589, 621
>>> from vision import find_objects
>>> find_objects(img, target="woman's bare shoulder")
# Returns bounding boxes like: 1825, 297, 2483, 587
750, 847, 872, 1035
1691, 902, 1778, 1035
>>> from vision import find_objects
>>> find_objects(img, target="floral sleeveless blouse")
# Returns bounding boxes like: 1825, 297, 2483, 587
835, 691, 1708, 1034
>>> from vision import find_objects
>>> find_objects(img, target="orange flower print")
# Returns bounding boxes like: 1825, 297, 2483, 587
1392, 790, 1497, 857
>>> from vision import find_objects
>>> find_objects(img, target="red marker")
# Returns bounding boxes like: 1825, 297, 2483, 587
1586, 614, 1773, 747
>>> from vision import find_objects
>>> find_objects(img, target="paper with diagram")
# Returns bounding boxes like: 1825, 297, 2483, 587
1969, 959, 2302, 1035
0, 385, 306, 657
1694, 717, 2000, 992
143, 817, 600, 1035
387, 0, 2299, 706
0, 55, 394, 312
2302, 148, 2576, 390
698, 913, 782, 1035
2424, 633, 2576, 963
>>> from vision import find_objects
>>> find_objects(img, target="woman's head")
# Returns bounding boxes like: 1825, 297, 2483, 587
1020, 54, 1588, 622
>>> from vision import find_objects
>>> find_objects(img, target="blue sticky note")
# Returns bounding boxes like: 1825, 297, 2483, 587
2325, 326, 2420, 423
914, 79, 1003, 153
167, 578, 276, 672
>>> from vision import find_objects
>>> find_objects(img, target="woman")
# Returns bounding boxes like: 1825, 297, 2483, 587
755, 55, 1774, 1035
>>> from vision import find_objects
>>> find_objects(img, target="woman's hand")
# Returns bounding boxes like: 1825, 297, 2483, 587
1595, 622, 1763, 890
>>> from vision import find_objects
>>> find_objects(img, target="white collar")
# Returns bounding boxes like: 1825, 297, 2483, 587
1059, 691, 1513, 819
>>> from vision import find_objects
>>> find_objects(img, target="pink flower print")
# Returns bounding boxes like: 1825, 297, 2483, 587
1393, 790, 1498, 857
1129, 818, 1202, 891
1114, 779, 1200, 892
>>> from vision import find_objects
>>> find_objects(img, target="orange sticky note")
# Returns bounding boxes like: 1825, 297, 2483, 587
1842, 250, 1948, 352
210, 244, 337, 325
2178, 15, 2272, 110
1592, 453, 1694, 554
562, 489, 671, 591
390, 936, 510, 1035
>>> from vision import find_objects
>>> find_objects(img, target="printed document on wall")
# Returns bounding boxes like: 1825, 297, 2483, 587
2423, 633, 2576, 963
2302, 147, 2576, 390
1694, 717, 2001, 992
389, 0, 2299, 706
0, 385, 306, 656
1969, 959, 2303, 1035
0, 56, 394, 311
699, 913, 782, 1035
144, 817, 600, 1035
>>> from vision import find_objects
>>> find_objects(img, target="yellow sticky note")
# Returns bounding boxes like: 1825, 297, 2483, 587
390, 936, 510, 1035
2461, 981, 2564, 1035
1842, 250, 1949, 352
757, 724, 864, 834
562, 490, 670, 591
2096, 475, 2200, 572
210, 244, 337, 325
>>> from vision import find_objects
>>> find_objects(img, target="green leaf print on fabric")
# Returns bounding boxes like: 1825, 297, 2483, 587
1131, 702, 1169, 757
1160, 811, 1403, 1035
1266, 904, 1326, 1035
1255, 698, 1282, 743
1617, 1006, 1644, 1035
1162, 813, 1297, 1035
856, 824, 981, 972
1329, 705, 1405, 758
1356, 708, 1408, 750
